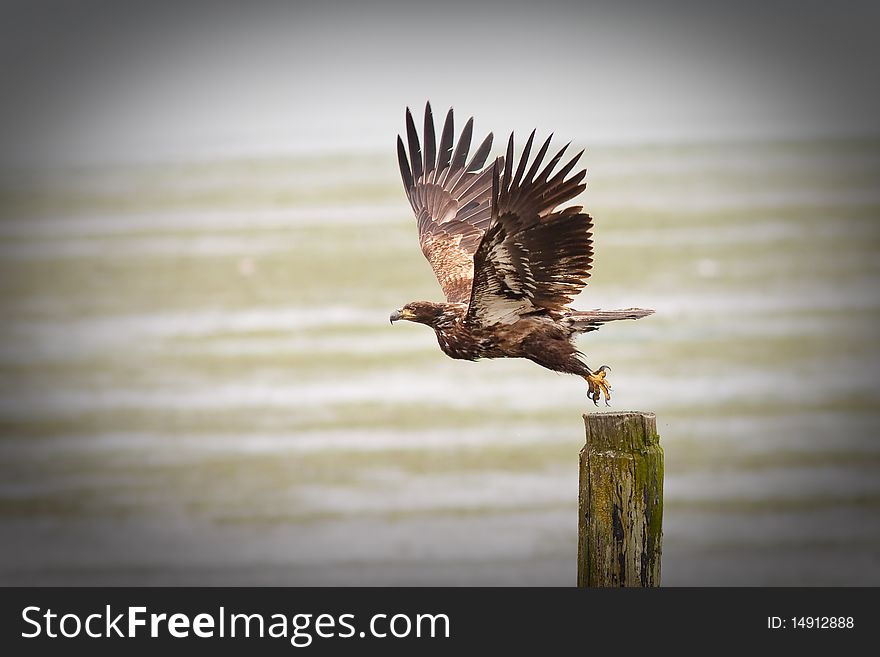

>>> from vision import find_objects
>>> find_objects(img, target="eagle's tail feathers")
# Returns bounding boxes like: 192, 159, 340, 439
566, 308, 654, 333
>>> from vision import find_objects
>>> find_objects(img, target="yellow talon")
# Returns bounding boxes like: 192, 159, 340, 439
585, 366, 612, 406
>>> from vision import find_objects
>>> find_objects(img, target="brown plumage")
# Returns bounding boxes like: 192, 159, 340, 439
391, 102, 653, 405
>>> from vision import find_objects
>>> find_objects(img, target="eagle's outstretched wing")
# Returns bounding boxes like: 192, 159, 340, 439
466, 132, 593, 326
397, 102, 496, 303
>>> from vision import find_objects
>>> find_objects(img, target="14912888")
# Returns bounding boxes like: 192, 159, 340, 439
767, 617, 855, 629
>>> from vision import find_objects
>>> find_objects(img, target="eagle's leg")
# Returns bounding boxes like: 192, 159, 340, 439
584, 365, 612, 406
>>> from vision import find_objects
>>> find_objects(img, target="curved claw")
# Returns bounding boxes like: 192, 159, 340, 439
584, 366, 613, 407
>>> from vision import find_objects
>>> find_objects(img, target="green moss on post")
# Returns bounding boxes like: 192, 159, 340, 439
577, 411, 664, 587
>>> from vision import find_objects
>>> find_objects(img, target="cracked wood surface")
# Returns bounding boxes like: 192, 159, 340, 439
578, 411, 664, 587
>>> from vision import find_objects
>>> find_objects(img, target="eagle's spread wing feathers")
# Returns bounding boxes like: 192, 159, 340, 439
466, 132, 593, 326
397, 103, 496, 303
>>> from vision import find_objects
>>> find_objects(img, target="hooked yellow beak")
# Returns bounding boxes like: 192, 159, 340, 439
389, 308, 415, 324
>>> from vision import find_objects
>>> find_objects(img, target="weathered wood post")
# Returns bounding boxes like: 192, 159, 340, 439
577, 411, 664, 587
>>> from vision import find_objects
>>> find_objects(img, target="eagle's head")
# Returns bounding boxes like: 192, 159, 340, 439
389, 301, 452, 328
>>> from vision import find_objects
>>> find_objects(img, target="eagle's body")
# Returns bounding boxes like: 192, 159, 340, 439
423, 302, 565, 364
391, 103, 653, 404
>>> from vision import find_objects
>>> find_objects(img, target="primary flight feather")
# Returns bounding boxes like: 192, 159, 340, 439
391, 102, 653, 404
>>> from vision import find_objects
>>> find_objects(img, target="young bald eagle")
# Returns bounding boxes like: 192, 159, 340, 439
390, 103, 652, 405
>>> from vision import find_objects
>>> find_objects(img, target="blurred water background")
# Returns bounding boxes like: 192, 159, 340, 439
1, 136, 878, 585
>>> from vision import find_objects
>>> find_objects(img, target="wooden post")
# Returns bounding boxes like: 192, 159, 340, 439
577, 411, 664, 587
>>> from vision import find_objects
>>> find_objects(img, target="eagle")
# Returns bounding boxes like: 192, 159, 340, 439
390, 103, 653, 405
